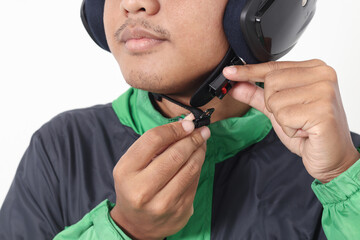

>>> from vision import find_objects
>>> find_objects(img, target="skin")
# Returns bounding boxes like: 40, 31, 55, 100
104, 0, 229, 96
110, 115, 211, 239
223, 61, 360, 183
103, 0, 251, 123
103, 0, 360, 239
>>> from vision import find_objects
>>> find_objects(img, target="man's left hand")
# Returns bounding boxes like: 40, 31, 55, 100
223, 59, 360, 183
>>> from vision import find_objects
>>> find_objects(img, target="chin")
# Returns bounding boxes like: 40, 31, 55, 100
126, 80, 190, 96
123, 70, 193, 95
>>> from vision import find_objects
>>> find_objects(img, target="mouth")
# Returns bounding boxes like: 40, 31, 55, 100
120, 27, 167, 53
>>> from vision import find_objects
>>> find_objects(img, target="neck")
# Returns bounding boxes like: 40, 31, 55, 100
153, 93, 251, 123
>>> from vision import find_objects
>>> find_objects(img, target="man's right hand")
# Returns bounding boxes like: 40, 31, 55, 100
110, 118, 211, 240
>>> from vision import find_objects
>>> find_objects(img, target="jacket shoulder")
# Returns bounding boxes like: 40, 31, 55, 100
351, 132, 360, 147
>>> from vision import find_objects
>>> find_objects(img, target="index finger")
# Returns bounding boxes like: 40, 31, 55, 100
223, 59, 326, 83
120, 120, 195, 171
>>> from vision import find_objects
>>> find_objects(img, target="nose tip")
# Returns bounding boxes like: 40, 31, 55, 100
121, 0, 160, 16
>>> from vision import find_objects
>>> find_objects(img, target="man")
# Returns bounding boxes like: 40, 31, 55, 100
1, 0, 360, 239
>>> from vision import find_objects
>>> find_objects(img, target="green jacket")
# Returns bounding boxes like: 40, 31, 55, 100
55, 89, 360, 239
1, 88, 358, 239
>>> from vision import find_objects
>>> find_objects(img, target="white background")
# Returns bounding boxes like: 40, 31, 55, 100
1, 0, 360, 207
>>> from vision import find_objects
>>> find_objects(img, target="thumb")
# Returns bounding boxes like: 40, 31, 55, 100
229, 82, 270, 119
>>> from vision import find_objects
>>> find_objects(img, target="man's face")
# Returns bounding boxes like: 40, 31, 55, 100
104, 0, 229, 96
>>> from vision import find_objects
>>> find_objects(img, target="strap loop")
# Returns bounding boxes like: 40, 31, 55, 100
150, 93, 214, 128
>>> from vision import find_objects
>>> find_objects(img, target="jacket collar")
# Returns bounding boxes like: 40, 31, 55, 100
112, 88, 272, 162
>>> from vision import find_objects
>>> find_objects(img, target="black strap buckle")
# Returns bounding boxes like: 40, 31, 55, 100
193, 108, 214, 128
150, 93, 215, 128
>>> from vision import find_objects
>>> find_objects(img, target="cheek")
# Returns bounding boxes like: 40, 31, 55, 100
175, 1, 227, 38
104, 0, 229, 93
104, 0, 124, 55
167, 2, 229, 71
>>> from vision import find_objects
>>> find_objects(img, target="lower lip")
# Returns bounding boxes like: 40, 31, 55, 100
124, 38, 165, 52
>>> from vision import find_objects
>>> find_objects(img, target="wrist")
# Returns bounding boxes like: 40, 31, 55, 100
110, 206, 163, 240
110, 207, 136, 239
318, 149, 360, 184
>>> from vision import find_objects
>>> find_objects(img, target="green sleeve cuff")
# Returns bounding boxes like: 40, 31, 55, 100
54, 200, 132, 240
312, 156, 360, 206
91, 200, 132, 240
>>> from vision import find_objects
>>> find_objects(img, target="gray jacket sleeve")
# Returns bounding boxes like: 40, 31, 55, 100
0, 131, 62, 239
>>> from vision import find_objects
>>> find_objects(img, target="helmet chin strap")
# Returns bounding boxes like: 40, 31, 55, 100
150, 92, 215, 129
150, 48, 246, 129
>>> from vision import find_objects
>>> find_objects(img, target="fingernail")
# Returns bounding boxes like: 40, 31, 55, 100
182, 120, 195, 133
184, 113, 195, 121
200, 127, 211, 140
224, 66, 237, 75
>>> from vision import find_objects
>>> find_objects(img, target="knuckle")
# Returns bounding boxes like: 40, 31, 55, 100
176, 204, 194, 222
322, 66, 338, 82
266, 61, 279, 71
190, 133, 205, 147
276, 108, 290, 126
128, 190, 149, 209
310, 59, 327, 66
201, 142, 207, 152
264, 87, 276, 111
319, 81, 336, 99
168, 148, 185, 165
113, 158, 127, 180
264, 73, 275, 87
144, 129, 163, 146
187, 159, 202, 177
154, 161, 171, 178
264, 70, 281, 89
167, 123, 184, 140
112, 163, 120, 179
327, 84, 337, 100
319, 100, 335, 116
316, 105, 336, 127
150, 201, 171, 216
189, 205, 194, 217
267, 94, 277, 112
265, 103, 272, 115
243, 84, 258, 105
112, 165, 123, 191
